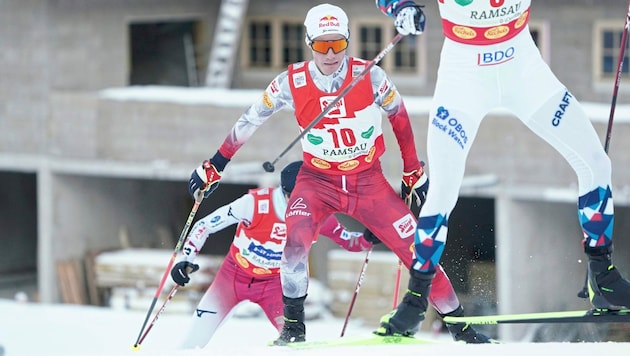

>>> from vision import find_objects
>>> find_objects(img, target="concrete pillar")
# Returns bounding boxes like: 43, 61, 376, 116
37, 161, 56, 303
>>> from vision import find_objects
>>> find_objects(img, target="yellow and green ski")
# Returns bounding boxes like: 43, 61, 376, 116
271, 334, 443, 349
443, 308, 630, 325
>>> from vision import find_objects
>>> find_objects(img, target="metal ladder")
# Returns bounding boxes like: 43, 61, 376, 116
205, 0, 249, 88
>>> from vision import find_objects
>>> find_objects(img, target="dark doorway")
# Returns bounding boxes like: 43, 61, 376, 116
129, 20, 202, 86
0, 171, 37, 298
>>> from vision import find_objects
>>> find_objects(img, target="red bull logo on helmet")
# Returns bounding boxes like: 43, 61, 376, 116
305, 4, 349, 40
319, 15, 340, 30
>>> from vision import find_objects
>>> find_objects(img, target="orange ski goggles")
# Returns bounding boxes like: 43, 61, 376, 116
310, 38, 349, 54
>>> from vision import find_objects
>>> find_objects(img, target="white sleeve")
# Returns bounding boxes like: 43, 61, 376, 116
219, 71, 295, 152
370, 65, 402, 113
181, 194, 255, 262
236, 71, 294, 128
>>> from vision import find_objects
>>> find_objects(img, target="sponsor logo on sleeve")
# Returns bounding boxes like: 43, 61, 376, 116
268, 79, 280, 97
382, 90, 397, 107
378, 78, 390, 95
262, 92, 274, 109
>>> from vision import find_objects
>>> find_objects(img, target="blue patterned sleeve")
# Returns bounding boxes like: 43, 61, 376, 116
375, 0, 419, 18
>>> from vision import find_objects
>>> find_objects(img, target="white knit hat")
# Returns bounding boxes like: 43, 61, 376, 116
304, 3, 350, 43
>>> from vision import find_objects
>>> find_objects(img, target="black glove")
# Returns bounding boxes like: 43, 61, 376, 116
170, 261, 200, 286
188, 151, 230, 200
363, 228, 382, 245
401, 163, 429, 210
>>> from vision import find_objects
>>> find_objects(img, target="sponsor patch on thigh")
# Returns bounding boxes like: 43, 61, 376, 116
392, 213, 416, 239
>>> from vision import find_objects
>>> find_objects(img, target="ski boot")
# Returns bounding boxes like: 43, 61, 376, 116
585, 244, 630, 309
273, 295, 306, 345
375, 269, 434, 336
440, 305, 498, 343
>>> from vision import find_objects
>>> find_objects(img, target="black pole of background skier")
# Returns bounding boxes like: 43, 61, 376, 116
577, 0, 630, 299
262, 32, 406, 173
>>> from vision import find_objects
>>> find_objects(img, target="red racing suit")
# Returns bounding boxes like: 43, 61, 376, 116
211, 56, 462, 322
178, 187, 373, 349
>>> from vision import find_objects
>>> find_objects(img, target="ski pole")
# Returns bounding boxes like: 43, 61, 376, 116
392, 260, 403, 308
340, 246, 373, 337
604, 0, 630, 154
578, 1, 630, 299
134, 284, 180, 347
132, 194, 204, 350
392, 194, 415, 307
262, 33, 406, 173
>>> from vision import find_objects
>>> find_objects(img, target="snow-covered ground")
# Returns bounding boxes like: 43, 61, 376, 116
0, 298, 628, 356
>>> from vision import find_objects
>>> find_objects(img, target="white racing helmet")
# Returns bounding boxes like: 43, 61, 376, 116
303, 3, 350, 45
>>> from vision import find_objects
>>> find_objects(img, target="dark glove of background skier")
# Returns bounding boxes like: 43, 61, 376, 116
363, 228, 382, 245
171, 261, 200, 286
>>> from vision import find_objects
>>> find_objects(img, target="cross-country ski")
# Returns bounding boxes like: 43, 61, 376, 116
271, 334, 443, 349
444, 308, 630, 325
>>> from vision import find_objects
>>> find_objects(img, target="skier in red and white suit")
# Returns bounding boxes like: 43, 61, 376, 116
376, 0, 630, 337
172, 161, 375, 349
186, 3, 491, 344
